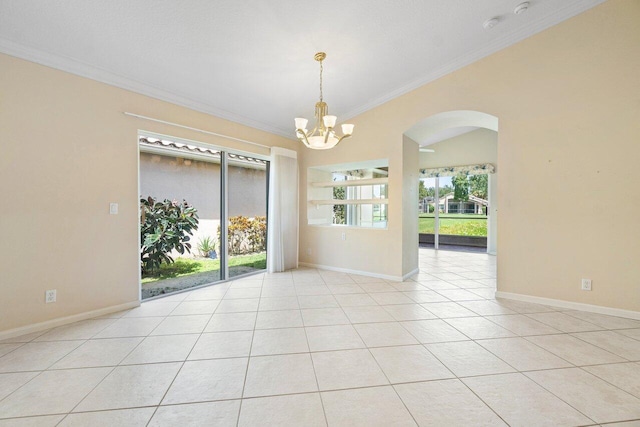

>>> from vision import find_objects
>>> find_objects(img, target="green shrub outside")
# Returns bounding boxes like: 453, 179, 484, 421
140, 197, 199, 274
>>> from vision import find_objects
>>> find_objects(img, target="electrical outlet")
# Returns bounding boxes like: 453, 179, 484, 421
45, 289, 57, 303
581, 278, 592, 291
341, 232, 346, 241
109, 203, 118, 215
306, 248, 312, 255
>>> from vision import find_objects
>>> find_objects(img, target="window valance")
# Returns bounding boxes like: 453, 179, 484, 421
419, 163, 495, 178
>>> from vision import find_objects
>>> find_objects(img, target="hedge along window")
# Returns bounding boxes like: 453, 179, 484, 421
138, 136, 269, 299
307, 161, 389, 228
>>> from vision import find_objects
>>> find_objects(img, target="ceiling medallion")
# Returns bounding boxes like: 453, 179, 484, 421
295, 52, 354, 150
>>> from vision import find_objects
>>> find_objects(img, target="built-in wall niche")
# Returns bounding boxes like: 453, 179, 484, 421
307, 160, 389, 228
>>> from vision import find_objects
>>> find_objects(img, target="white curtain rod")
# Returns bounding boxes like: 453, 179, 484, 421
123, 112, 270, 149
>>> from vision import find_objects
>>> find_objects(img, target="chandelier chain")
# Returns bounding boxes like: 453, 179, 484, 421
319, 59, 323, 102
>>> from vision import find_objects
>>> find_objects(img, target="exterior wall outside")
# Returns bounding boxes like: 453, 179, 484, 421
445, 200, 480, 214
140, 153, 222, 219
228, 163, 268, 219
421, 194, 486, 214
300, 1, 640, 311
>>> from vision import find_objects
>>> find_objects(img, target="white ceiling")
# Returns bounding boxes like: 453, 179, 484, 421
0, 0, 604, 139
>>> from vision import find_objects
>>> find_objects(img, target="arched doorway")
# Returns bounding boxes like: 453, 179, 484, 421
404, 111, 498, 255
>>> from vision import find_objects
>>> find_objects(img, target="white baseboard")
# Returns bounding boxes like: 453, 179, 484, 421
299, 262, 417, 282
495, 291, 640, 320
403, 268, 420, 281
0, 301, 141, 341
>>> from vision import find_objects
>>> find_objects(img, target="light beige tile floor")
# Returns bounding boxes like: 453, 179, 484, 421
2, 248, 640, 426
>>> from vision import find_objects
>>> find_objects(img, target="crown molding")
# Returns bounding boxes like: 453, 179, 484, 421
341, 0, 607, 121
0, 37, 294, 139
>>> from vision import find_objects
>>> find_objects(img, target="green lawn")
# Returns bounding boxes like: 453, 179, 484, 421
142, 252, 267, 284
419, 213, 487, 236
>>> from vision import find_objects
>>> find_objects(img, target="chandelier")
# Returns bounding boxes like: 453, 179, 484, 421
295, 52, 354, 150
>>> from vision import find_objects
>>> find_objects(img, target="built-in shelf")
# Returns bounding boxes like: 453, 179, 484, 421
309, 199, 389, 206
310, 177, 389, 188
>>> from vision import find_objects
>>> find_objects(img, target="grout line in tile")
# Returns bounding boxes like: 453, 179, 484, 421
297, 276, 330, 427
599, 418, 640, 426
568, 331, 640, 361
521, 368, 603, 425
235, 274, 263, 427
577, 362, 640, 400
143, 293, 220, 424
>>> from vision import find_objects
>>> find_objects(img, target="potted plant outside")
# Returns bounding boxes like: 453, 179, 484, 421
197, 236, 218, 259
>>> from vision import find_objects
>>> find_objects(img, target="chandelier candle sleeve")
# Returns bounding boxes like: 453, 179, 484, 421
295, 52, 354, 150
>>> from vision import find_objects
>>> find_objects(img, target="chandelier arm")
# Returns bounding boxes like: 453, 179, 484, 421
323, 128, 331, 145
296, 125, 317, 139
296, 130, 312, 148
335, 134, 353, 146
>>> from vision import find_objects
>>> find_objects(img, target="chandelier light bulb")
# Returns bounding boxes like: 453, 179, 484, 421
323, 115, 337, 128
342, 124, 354, 136
295, 118, 308, 130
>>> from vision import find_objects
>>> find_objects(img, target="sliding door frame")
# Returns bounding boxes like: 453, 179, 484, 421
138, 131, 270, 300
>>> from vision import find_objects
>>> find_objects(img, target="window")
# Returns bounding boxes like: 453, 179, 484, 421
307, 161, 388, 228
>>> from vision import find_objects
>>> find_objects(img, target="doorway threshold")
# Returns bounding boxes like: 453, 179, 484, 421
419, 243, 487, 253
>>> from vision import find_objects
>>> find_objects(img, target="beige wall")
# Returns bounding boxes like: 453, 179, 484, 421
300, 0, 640, 311
0, 54, 296, 333
402, 136, 419, 276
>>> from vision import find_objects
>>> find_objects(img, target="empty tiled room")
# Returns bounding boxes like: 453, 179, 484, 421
1, 1, 639, 426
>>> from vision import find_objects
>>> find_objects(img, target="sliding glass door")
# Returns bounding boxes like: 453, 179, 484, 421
418, 175, 489, 251
139, 135, 269, 299
226, 156, 268, 278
